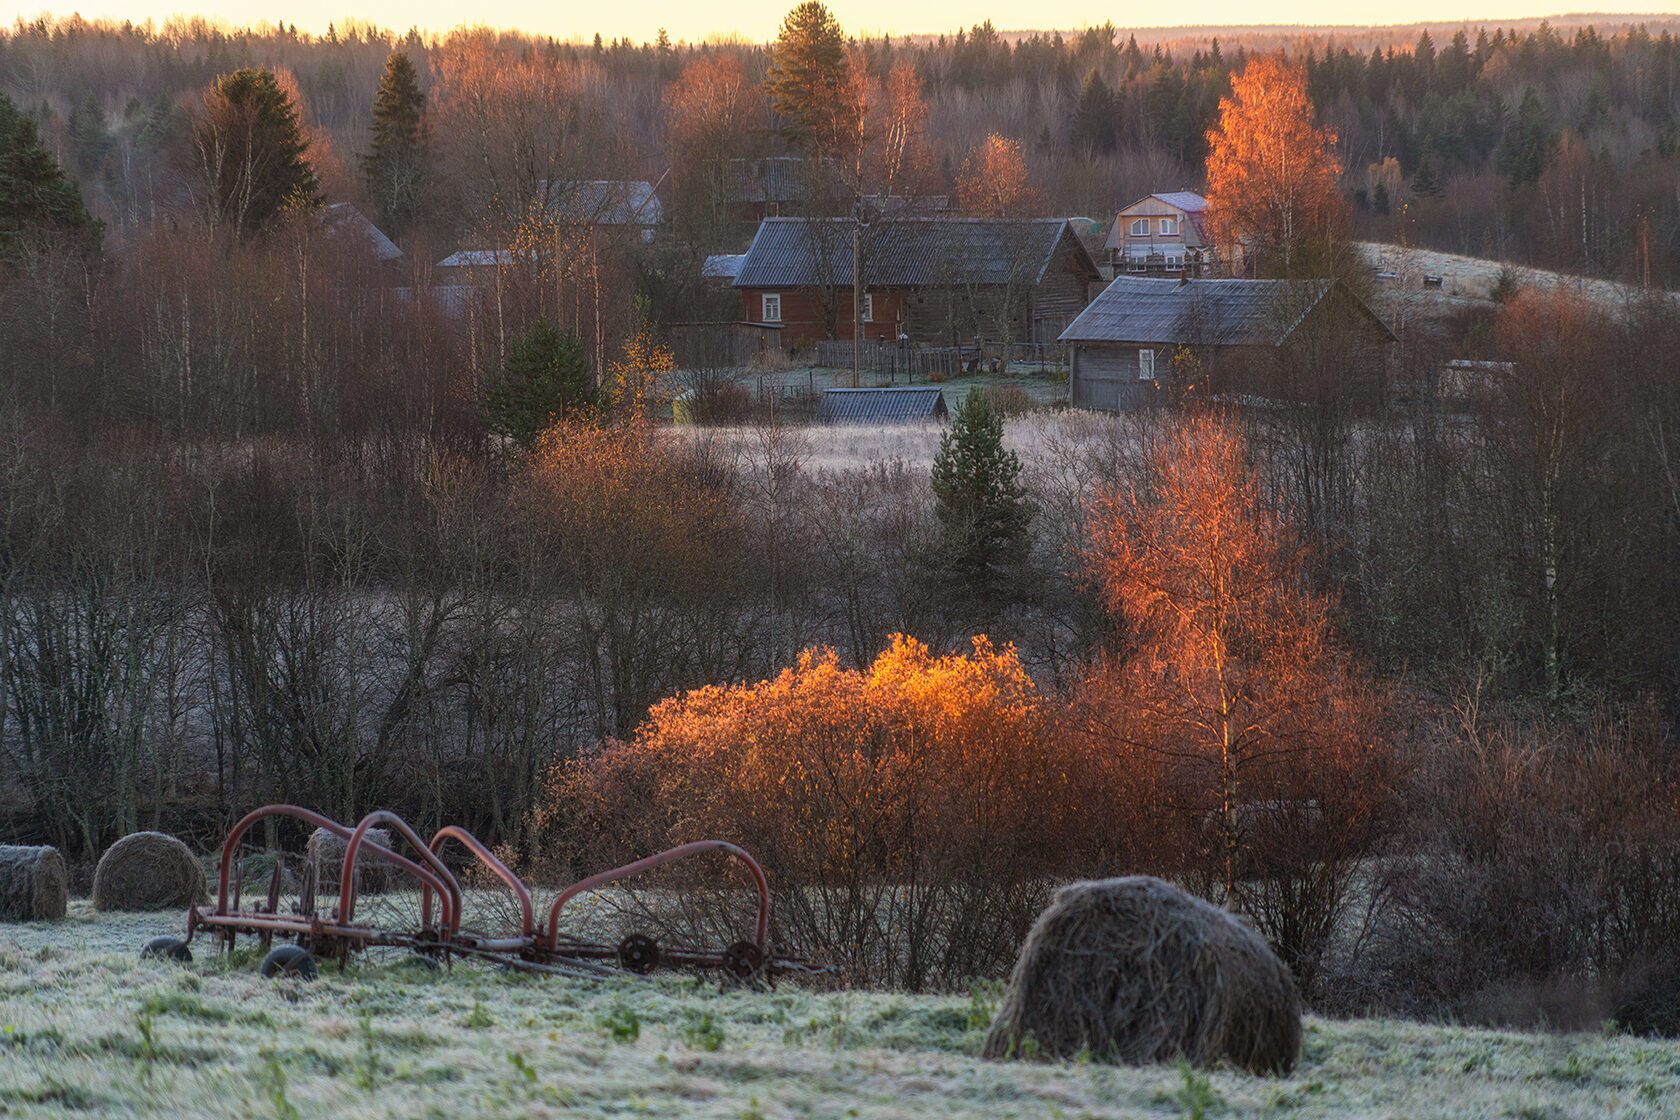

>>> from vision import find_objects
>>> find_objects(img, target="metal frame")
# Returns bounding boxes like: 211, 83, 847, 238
179, 804, 828, 983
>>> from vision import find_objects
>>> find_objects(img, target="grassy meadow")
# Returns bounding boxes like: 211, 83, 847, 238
1, 905, 1677, 1119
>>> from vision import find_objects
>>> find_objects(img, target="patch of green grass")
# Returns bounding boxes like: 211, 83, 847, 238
597, 1001, 641, 1043
678, 1009, 727, 1051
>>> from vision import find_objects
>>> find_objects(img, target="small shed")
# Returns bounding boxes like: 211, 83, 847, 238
815, 386, 948, 424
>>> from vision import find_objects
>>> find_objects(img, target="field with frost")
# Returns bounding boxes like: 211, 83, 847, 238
3, 905, 1680, 1120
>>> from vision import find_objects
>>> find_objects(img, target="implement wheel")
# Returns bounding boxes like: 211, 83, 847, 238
259, 945, 317, 981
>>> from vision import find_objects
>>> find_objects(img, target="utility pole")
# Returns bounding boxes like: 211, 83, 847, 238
852, 220, 863, 388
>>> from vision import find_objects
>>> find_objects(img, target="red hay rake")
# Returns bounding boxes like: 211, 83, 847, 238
143, 804, 831, 985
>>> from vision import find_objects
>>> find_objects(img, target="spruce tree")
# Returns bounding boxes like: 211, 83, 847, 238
929, 389, 1035, 593
481, 317, 596, 450
363, 52, 427, 235
1411, 147, 1443, 198
192, 66, 318, 239
1069, 69, 1119, 155
0, 91, 99, 259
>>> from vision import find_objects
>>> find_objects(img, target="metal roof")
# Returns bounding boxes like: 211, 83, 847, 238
566, 180, 662, 225
733, 218, 1097, 290
702, 254, 746, 281
323, 203, 403, 261
437, 249, 517, 268
1060, 277, 1393, 347
814, 386, 949, 424
1151, 191, 1209, 213
532, 180, 662, 225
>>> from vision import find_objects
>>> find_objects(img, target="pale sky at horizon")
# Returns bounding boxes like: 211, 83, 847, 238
7, 1, 1680, 45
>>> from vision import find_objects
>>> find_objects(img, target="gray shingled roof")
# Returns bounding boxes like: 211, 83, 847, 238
734, 218, 1095, 289
815, 386, 948, 424
1060, 278, 1392, 347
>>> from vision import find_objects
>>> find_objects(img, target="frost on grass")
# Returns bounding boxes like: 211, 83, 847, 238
4, 912, 1680, 1119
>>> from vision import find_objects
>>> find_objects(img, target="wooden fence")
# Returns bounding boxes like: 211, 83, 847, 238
810, 340, 1068, 381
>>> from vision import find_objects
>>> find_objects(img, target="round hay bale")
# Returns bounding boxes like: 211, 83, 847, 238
0, 845, 69, 921
982, 876, 1302, 1074
306, 827, 395, 896
91, 832, 207, 911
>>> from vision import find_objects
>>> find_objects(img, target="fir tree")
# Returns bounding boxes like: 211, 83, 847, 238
1069, 69, 1119, 155
929, 389, 1035, 594
0, 90, 99, 259
481, 317, 596, 450
1411, 146, 1443, 198
191, 66, 318, 239
363, 52, 427, 235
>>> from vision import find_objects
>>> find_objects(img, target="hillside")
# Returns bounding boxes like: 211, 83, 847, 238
1, 906, 1677, 1119
1355, 240, 1675, 312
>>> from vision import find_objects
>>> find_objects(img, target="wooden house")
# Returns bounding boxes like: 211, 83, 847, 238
1103, 192, 1222, 278
1060, 277, 1394, 410
732, 217, 1100, 346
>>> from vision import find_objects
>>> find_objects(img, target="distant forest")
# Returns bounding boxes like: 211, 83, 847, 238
4, 12, 1680, 284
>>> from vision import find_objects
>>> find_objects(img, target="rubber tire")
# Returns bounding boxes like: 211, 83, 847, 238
259, 945, 318, 981
140, 936, 192, 963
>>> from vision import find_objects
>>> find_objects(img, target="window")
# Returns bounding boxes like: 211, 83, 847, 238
861, 293, 873, 322
762, 293, 782, 322
1139, 348, 1156, 381
1131, 218, 1150, 236
1160, 217, 1178, 235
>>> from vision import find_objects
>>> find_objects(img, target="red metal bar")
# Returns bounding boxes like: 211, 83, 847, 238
427, 825, 535, 939
212, 805, 456, 932
340, 811, 463, 932
543, 840, 770, 952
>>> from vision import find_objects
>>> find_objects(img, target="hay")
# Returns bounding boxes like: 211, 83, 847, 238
0, 845, 69, 921
982, 876, 1302, 1074
91, 832, 207, 911
306, 828, 396, 896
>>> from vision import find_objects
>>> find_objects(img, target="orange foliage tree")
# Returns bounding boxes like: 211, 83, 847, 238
1082, 412, 1389, 987
954, 132, 1041, 218
1204, 55, 1346, 274
543, 635, 1131, 987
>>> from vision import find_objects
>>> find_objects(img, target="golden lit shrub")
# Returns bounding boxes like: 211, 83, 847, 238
542, 635, 1128, 988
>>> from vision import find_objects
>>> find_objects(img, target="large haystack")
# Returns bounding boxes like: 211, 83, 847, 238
91, 832, 207, 911
0, 845, 69, 921
307, 827, 395, 896
982, 876, 1302, 1074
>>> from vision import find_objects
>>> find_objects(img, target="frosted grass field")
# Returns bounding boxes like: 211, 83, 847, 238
5, 904, 1680, 1119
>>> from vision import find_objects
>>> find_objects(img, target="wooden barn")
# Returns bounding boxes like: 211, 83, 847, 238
733, 217, 1100, 347
1060, 277, 1395, 410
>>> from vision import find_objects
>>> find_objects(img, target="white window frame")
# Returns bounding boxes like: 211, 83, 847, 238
1138, 348, 1156, 381
1131, 218, 1150, 236
762, 293, 782, 322
860, 293, 873, 322
1160, 217, 1178, 235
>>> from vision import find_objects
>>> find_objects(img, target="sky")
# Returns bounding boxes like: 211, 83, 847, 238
7, 1, 1679, 43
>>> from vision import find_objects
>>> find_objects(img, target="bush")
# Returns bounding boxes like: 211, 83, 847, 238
539, 635, 1132, 989
1340, 700, 1680, 1026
